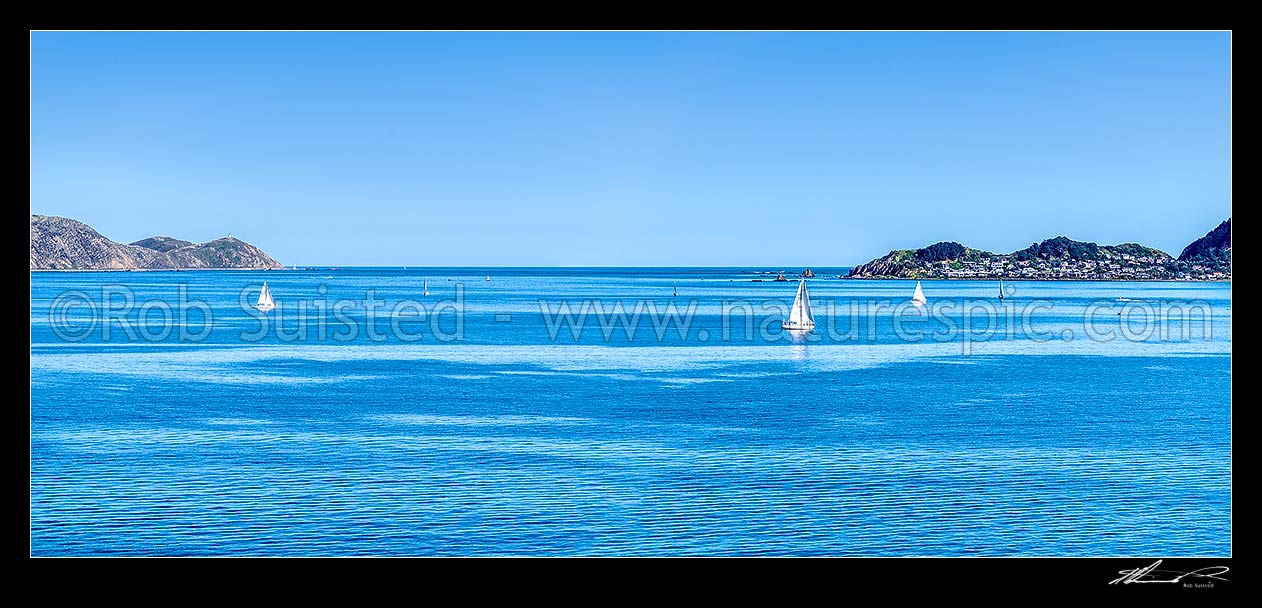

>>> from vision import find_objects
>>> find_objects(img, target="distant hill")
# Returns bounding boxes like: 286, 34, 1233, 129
130, 236, 194, 253
849, 220, 1230, 281
1178, 219, 1231, 262
31, 215, 283, 270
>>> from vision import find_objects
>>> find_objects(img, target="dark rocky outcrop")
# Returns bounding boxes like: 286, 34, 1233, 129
1178, 219, 1231, 262
31, 215, 283, 270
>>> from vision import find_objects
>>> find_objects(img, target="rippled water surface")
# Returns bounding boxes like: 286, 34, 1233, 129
30, 268, 1231, 555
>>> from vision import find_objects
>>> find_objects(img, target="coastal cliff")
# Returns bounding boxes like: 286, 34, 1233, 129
30, 215, 284, 270
848, 220, 1230, 281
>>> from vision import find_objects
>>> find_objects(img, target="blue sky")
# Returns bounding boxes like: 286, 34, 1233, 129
30, 31, 1231, 266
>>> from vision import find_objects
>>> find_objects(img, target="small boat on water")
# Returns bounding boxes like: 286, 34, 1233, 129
423, 279, 429, 297
486, 275, 491, 282
802, 268, 815, 278
254, 282, 276, 312
673, 286, 678, 298
911, 281, 927, 306
781, 279, 816, 331
774, 271, 788, 282
998, 278, 1005, 300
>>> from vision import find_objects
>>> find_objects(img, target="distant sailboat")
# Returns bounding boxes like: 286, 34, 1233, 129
781, 279, 816, 331
423, 279, 429, 297
673, 286, 678, 298
998, 279, 1005, 300
292, 264, 297, 271
911, 281, 927, 306
486, 275, 491, 282
254, 282, 276, 312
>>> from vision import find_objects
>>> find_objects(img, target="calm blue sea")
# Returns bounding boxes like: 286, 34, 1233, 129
30, 268, 1231, 556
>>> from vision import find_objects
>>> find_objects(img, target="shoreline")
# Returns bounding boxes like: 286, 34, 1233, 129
30, 267, 284, 272
841, 276, 1232, 282
28, 267, 1231, 282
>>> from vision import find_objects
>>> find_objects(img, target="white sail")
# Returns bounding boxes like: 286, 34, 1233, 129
998, 279, 1004, 299
782, 279, 815, 330
911, 281, 926, 306
423, 279, 429, 296
255, 282, 275, 311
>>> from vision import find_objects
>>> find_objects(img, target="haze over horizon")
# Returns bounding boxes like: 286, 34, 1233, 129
31, 31, 1230, 266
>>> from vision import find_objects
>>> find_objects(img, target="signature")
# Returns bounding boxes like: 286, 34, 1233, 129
1110, 560, 1230, 585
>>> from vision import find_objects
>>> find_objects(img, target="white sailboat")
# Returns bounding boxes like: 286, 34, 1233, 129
911, 281, 927, 306
423, 279, 429, 297
998, 278, 1005, 300
254, 282, 276, 312
486, 275, 491, 282
781, 279, 816, 331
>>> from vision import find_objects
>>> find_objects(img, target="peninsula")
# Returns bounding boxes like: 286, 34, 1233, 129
848, 219, 1230, 281
30, 215, 283, 270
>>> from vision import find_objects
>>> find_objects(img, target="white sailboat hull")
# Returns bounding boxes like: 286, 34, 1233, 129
911, 281, 926, 306
782, 279, 816, 331
254, 282, 275, 312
